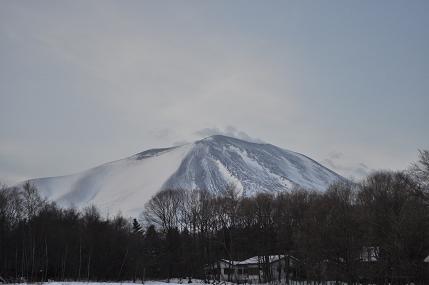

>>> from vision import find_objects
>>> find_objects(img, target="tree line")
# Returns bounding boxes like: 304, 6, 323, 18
0, 150, 428, 284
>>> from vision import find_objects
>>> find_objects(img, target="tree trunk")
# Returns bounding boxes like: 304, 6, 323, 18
87, 251, 91, 281
78, 239, 82, 280
44, 238, 48, 282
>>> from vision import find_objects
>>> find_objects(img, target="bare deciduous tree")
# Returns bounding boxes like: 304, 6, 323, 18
409, 149, 429, 192
144, 189, 186, 231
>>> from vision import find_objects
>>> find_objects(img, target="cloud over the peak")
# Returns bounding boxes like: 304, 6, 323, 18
194, 126, 265, 143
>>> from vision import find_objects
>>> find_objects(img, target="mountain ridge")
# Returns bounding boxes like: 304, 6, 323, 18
25, 135, 345, 216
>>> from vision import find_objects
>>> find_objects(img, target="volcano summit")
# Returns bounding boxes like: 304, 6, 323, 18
27, 135, 344, 216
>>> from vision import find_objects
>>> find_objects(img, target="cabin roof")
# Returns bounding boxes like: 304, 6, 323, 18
221, 255, 297, 266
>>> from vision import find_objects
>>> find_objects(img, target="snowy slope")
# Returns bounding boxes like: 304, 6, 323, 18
29, 145, 192, 217
27, 135, 344, 217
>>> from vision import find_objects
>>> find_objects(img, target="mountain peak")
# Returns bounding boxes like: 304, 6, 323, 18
198, 134, 237, 142
197, 134, 266, 146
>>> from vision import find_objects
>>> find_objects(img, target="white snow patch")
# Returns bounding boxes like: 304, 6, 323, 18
25, 281, 217, 285
214, 159, 244, 195
228, 145, 293, 189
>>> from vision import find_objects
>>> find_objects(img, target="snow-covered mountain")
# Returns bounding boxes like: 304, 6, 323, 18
27, 135, 344, 217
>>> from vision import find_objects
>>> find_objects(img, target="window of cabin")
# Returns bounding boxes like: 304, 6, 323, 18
244, 268, 259, 275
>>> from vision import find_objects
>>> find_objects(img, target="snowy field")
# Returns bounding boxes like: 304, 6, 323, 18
7, 281, 213, 285
5, 280, 213, 285
3, 281, 402, 285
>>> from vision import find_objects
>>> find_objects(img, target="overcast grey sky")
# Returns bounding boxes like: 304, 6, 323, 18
1, 0, 428, 184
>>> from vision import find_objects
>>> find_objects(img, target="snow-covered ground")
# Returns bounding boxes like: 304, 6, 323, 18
11, 281, 219, 285
6, 281, 394, 285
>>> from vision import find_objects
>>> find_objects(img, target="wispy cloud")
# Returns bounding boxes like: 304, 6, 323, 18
323, 151, 372, 180
194, 126, 265, 143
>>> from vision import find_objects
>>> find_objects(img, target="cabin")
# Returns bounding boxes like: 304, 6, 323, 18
204, 259, 236, 282
205, 255, 299, 283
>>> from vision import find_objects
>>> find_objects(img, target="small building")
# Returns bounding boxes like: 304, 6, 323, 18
205, 255, 299, 283
204, 259, 236, 282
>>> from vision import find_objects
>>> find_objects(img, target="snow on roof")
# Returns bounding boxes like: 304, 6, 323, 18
237, 255, 283, 265
238, 255, 298, 265
217, 255, 298, 267
219, 259, 240, 265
